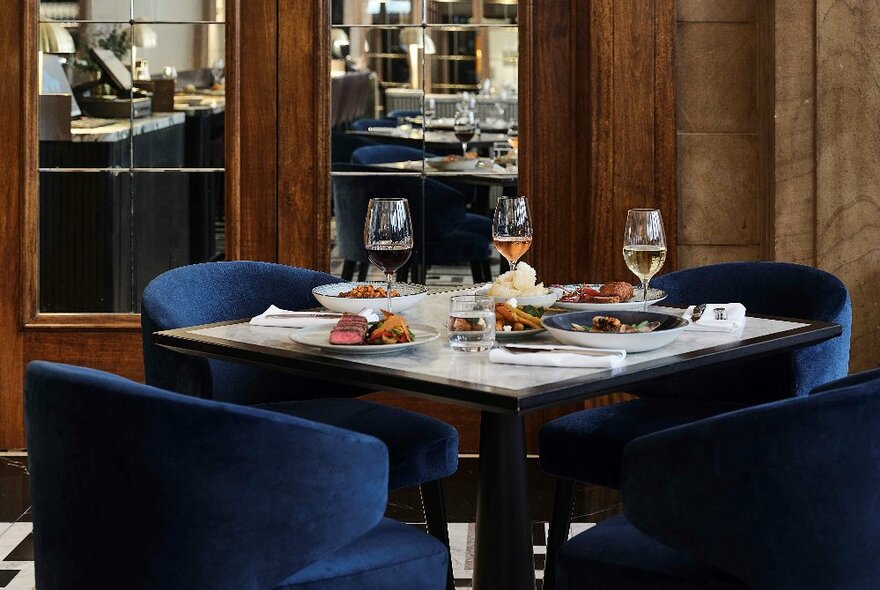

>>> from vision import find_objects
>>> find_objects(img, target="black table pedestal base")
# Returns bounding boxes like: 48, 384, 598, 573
472, 411, 536, 590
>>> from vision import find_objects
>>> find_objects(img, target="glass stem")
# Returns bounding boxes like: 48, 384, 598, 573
642, 278, 649, 312
462, 142, 467, 157
386, 273, 394, 312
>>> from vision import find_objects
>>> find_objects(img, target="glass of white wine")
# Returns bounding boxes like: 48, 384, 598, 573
623, 209, 667, 311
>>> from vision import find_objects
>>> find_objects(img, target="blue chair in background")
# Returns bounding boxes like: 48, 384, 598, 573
554, 368, 880, 590
350, 118, 396, 131
351, 144, 435, 165
25, 361, 449, 590
331, 130, 378, 169
141, 261, 458, 589
332, 163, 492, 283
541, 262, 852, 589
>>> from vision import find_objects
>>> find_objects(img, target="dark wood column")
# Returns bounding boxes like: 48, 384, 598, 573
521, 0, 677, 285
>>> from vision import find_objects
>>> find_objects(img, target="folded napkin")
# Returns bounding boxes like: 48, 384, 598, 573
488, 344, 626, 369
683, 303, 747, 333
250, 305, 378, 328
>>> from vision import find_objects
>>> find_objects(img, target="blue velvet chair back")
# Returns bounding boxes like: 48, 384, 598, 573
351, 144, 435, 165
623, 369, 880, 589
642, 261, 852, 402
331, 130, 378, 167
25, 361, 388, 590
141, 261, 354, 404
331, 163, 467, 264
386, 109, 422, 119
350, 118, 396, 131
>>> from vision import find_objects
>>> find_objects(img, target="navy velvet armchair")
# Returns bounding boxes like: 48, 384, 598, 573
25, 361, 449, 590
541, 262, 852, 589
555, 368, 880, 590
141, 261, 458, 588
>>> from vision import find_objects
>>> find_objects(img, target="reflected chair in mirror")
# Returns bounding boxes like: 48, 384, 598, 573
350, 118, 397, 131
25, 361, 449, 590
332, 163, 492, 284
331, 130, 378, 169
554, 368, 880, 590
540, 262, 852, 589
141, 261, 458, 589
350, 144, 435, 166
387, 109, 422, 119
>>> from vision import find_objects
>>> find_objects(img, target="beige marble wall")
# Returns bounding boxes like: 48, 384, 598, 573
675, 0, 767, 268
815, 1, 880, 370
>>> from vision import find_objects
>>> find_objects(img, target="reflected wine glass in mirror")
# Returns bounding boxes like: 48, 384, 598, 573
364, 198, 414, 311
454, 111, 476, 158
493, 196, 533, 271
622, 208, 667, 311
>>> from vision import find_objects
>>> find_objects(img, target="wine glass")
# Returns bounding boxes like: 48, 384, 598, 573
622, 208, 667, 311
492, 196, 533, 271
453, 110, 476, 158
364, 198, 414, 312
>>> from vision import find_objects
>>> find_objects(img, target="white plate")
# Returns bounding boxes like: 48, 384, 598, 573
426, 157, 481, 171
290, 323, 439, 354
478, 285, 562, 308
542, 311, 688, 353
553, 284, 667, 311
313, 282, 428, 314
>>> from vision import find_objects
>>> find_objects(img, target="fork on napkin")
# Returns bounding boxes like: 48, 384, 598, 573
682, 303, 746, 332
250, 305, 379, 328
489, 344, 626, 368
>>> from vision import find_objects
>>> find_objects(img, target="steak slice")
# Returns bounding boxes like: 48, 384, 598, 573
330, 314, 367, 345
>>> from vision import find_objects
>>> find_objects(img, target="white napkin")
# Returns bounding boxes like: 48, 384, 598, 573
682, 303, 747, 332
489, 344, 626, 369
249, 305, 378, 328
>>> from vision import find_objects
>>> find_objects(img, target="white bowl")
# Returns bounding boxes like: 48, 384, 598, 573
478, 285, 562, 308
312, 282, 428, 314
426, 157, 481, 172
542, 311, 689, 353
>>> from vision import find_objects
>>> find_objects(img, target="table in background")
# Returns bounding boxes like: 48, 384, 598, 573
155, 290, 841, 590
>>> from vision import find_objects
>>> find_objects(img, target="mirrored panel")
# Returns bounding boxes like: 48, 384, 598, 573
426, 0, 518, 25
332, 0, 423, 26
39, 171, 133, 312
54, 0, 131, 22
134, 0, 226, 22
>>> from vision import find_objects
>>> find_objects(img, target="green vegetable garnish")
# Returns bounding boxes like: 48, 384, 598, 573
522, 305, 546, 318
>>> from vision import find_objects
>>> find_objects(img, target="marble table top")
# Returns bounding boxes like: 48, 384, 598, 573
71, 112, 186, 143
157, 288, 839, 414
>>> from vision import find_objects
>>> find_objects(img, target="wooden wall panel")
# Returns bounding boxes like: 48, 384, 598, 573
277, 0, 331, 271
525, 0, 677, 286
0, 0, 27, 447
237, 0, 278, 261
815, 0, 880, 371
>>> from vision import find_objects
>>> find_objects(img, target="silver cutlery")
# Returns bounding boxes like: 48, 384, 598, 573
500, 344, 619, 357
265, 312, 344, 319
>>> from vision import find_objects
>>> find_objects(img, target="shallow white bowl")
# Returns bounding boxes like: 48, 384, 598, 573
312, 282, 428, 314
542, 311, 689, 353
478, 285, 562, 309
426, 157, 481, 172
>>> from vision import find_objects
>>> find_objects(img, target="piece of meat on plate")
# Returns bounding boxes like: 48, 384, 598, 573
599, 281, 635, 302
329, 314, 368, 345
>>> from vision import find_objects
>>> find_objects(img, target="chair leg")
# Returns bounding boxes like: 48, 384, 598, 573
341, 260, 356, 281
544, 478, 576, 590
481, 259, 492, 282
470, 261, 484, 283
420, 480, 455, 590
356, 262, 369, 281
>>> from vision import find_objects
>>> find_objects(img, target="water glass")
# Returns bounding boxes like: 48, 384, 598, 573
448, 295, 496, 352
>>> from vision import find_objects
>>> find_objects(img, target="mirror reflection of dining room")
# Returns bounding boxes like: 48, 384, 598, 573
330, 0, 518, 286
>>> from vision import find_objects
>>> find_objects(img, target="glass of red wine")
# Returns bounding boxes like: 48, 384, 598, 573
453, 110, 477, 158
364, 198, 414, 312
